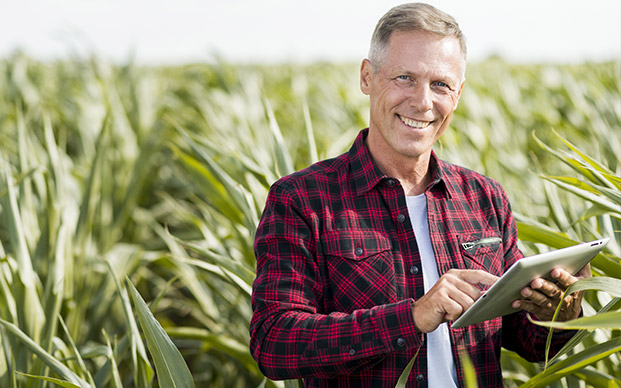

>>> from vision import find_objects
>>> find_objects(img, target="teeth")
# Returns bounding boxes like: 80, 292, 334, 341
399, 115, 430, 129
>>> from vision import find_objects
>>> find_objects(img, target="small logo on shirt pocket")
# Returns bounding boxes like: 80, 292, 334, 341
461, 236, 502, 251
459, 233, 503, 276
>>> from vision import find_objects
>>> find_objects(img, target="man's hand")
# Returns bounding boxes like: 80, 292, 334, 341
512, 264, 591, 322
411, 269, 498, 333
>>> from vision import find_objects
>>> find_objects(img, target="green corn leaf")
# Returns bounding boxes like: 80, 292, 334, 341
0, 152, 45, 340
126, 278, 196, 388
519, 337, 621, 388
549, 297, 621, 364
303, 98, 319, 164
531, 311, 621, 330
551, 128, 616, 181
460, 353, 479, 388
571, 366, 621, 388
264, 97, 294, 176
515, 221, 621, 278
540, 175, 599, 195
171, 233, 255, 285
175, 256, 252, 297
107, 125, 167, 251
102, 330, 123, 388
58, 317, 96, 387
169, 141, 244, 225
563, 276, 621, 297
395, 347, 421, 388
531, 133, 599, 185
104, 260, 153, 387
41, 223, 67, 354
284, 379, 304, 388
74, 113, 109, 251
0, 325, 17, 388
515, 219, 575, 248
541, 177, 621, 214
0, 319, 91, 387
166, 326, 258, 372
536, 277, 621, 366
16, 372, 82, 388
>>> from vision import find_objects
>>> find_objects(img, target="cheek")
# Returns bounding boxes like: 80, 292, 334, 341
435, 96, 458, 118
379, 87, 408, 108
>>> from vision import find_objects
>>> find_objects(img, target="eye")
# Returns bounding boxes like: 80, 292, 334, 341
393, 75, 414, 86
433, 81, 455, 93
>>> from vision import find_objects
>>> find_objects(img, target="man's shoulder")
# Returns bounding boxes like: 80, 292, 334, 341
271, 152, 350, 191
438, 159, 507, 196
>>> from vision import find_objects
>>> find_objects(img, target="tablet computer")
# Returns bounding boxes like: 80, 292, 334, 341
451, 238, 609, 329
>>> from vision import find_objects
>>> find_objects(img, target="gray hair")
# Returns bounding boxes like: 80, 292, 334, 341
368, 3, 467, 71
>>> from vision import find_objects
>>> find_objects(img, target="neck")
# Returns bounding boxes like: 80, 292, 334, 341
387, 161, 431, 196
366, 140, 432, 196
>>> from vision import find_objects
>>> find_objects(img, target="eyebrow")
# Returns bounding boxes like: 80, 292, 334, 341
388, 68, 459, 86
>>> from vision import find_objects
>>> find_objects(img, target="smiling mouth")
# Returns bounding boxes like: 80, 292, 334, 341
398, 114, 432, 129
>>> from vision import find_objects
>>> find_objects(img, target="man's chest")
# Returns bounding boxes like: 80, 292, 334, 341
309, 192, 505, 313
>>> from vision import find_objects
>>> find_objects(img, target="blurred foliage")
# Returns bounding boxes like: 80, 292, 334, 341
0, 52, 619, 387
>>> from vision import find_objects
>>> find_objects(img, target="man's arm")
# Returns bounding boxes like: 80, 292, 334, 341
249, 182, 424, 380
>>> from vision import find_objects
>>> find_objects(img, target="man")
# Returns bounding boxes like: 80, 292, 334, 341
249, 3, 588, 387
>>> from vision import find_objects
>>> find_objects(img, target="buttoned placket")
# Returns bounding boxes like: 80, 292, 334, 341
380, 178, 425, 302
380, 177, 428, 384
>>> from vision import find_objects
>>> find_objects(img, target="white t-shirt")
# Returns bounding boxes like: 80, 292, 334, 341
406, 194, 459, 388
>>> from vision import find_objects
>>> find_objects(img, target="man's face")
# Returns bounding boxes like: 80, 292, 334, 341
360, 30, 465, 164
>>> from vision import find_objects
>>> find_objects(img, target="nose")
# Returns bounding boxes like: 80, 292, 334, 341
409, 84, 433, 112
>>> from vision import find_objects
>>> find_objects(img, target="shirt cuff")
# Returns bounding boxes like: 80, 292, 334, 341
376, 299, 424, 352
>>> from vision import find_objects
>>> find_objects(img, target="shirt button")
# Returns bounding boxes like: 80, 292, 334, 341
396, 337, 406, 348
387, 179, 396, 187
397, 214, 406, 223
355, 247, 364, 256
410, 265, 419, 275
349, 348, 356, 356
416, 374, 425, 382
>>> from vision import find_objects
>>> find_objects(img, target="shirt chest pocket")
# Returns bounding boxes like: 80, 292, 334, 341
458, 231, 504, 276
321, 230, 397, 312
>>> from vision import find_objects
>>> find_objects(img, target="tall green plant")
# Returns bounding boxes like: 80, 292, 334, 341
503, 131, 621, 387
0, 53, 619, 387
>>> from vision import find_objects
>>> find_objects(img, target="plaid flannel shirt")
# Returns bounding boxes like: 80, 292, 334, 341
250, 129, 575, 387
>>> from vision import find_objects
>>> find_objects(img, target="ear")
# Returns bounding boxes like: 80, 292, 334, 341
360, 59, 373, 95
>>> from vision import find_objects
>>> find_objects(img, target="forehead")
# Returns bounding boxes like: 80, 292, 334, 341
383, 30, 465, 81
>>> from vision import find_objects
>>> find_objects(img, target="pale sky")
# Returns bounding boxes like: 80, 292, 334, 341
2, 0, 620, 65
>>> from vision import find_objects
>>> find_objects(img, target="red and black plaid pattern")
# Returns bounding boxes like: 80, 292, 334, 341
250, 129, 575, 387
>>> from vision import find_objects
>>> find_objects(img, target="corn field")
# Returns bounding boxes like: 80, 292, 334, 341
0, 52, 619, 387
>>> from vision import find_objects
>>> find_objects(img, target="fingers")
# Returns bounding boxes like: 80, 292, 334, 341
458, 269, 499, 287
547, 268, 577, 289
514, 266, 591, 321
528, 278, 563, 299
413, 269, 495, 333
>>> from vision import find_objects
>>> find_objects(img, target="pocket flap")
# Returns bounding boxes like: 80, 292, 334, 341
321, 230, 392, 260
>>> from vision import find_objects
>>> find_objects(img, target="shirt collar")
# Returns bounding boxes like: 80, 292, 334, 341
348, 128, 453, 198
